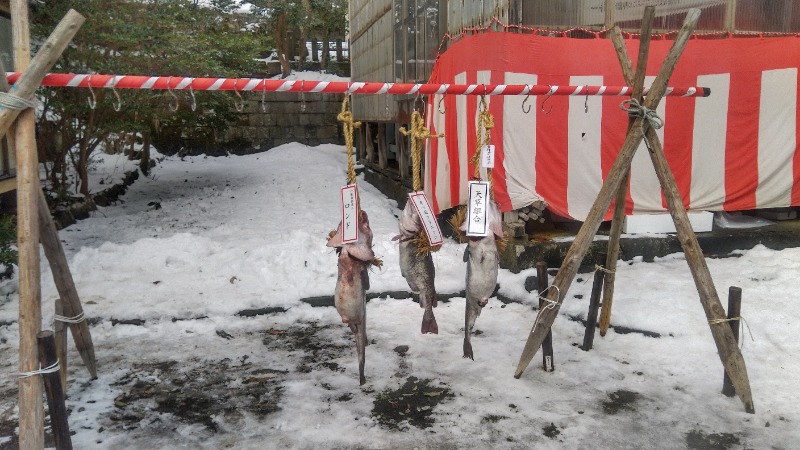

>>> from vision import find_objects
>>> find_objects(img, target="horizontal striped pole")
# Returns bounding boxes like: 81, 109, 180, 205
6, 72, 711, 98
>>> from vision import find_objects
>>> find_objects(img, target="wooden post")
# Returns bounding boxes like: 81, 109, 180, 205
722, 286, 742, 397
37, 331, 73, 450
0, 9, 85, 140
604, 0, 616, 29
377, 123, 388, 169
724, 0, 737, 33
13, 0, 44, 447
515, 9, 701, 380
536, 262, 554, 372
600, 8, 655, 337
38, 186, 98, 379
643, 120, 754, 413
10, 8, 86, 448
54, 298, 67, 392
365, 123, 375, 163
582, 257, 606, 351
398, 127, 409, 180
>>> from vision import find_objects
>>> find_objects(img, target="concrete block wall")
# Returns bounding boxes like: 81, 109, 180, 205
221, 92, 345, 151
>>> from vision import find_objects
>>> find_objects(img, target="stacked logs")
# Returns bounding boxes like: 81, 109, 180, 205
503, 199, 548, 238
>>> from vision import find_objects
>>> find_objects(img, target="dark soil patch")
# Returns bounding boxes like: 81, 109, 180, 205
371, 377, 454, 430
262, 323, 349, 375
543, 422, 561, 439
107, 358, 284, 433
602, 389, 639, 415
685, 430, 741, 450
481, 414, 508, 424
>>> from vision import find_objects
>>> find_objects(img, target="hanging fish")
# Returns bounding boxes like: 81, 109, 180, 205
461, 200, 503, 360
327, 210, 380, 385
395, 200, 438, 334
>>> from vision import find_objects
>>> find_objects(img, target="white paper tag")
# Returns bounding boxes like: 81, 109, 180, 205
466, 181, 490, 237
481, 144, 495, 168
409, 192, 444, 246
340, 185, 359, 243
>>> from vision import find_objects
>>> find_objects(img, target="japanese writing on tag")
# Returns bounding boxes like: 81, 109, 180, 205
340, 185, 359, 243
466, 181, 490, 237
481, 144, 495, 168
409, 192, 443, 246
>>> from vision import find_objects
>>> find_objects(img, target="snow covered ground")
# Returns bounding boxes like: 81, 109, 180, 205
0, 143, 798, 449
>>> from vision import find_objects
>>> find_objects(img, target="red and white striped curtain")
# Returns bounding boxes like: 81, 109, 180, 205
424, 32, 800, 220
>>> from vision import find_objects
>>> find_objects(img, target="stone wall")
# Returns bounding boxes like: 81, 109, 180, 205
221, 92, 345, 151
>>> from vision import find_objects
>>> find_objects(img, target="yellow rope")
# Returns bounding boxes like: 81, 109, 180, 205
399, 109, 444, 255
399, 109, 443, 192
469, 95, 495, 196
337, 96, 362, 186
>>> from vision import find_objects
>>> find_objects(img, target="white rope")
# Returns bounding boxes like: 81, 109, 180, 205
620, 98, 664, 131
0, 91, 36, 110
530, 285, 561, 336
53, 311, 86, 324
19, 359, 60, 379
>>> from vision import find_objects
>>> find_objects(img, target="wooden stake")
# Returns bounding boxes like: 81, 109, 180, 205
11, 7, 85, 448
37, 186, 98, 379
0, 9, 85, 141
515, 9, 701, 380
37, 331, 74, 450
582, 255, 606, 351
722, 286, 742, 397
12, 1, 44, 446
600, 9, 655, 337
54, 298, 67, 392
536, 262, 554, 372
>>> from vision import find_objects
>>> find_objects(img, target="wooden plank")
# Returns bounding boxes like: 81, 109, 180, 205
600, 10, 654, 336
514, 8, 702, 380
37, 331, 73, 450
0, 175, 15, 193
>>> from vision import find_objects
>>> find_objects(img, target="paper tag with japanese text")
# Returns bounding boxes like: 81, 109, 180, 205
466, 181, 490, 237
409, 192, 443, 246
340, 185, 359, 243
481, 144, 495, 168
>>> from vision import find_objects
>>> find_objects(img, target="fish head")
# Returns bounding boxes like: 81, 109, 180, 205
398, 200, 422, 238
327, 210, 375, 262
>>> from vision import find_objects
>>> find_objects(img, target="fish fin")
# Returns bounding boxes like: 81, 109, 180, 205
463, 339, 474, 360
421, 308, 438, 334
326, 224, 343, 247
361, 267, 370, 291
463, 246, 470, 263
347, 243, 375, 262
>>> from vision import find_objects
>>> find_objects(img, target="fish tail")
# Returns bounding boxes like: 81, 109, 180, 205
421, 306, 438, 334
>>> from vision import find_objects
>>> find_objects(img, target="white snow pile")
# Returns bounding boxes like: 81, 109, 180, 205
0, 142, 797, 449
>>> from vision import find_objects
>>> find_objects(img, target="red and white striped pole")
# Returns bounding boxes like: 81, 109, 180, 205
5, 72, 711, 97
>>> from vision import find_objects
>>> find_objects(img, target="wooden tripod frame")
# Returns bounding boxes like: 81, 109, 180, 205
513, 8, 755, 414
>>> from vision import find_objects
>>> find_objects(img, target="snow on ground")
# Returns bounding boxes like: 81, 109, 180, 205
0, 143, 798, 449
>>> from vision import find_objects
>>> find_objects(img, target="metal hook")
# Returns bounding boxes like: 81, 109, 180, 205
233, 79, 245, 113
189, 80, 197, 112
541, 85, 555, 115
111, 80, 122, 112
584, 86, 589, 113
522, 84, 532, 114
300, 80, 306, 113
438, 94, 446, 114
167, 77, 179, 112
86, 75, 97, 110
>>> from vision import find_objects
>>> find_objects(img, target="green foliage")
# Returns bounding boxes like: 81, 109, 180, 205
30, 0, 272, 194
0, 215, 17, 271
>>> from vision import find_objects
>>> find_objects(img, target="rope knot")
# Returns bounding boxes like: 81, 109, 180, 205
620, 98, 663, 130
0, 91, 37, 110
